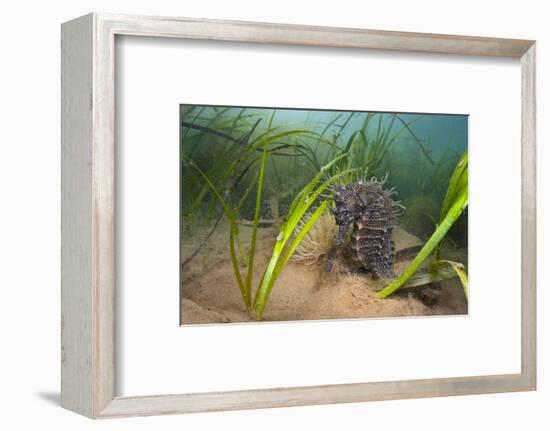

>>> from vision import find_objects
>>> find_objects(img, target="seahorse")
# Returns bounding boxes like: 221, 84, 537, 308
325, 176, 403, 279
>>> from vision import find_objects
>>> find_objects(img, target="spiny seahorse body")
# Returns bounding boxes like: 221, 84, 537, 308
349, 183, 396, 278
328, 177, 401, 278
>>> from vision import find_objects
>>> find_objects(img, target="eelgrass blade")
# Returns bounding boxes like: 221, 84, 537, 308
287, 152, 348, 216
245, 113, 273, 306
315, 114, 342, 154
376, 186, 468, 299
253, 202, 329, 320
277, 201, 330, 276
393, 115, 435, 165
235, 171, 259, 213
183, 155, 250, 308
233, 171, 260, 264
432, 260, 469, 299
247, 129, 318, 154
253, 162, 359, 320
437, 152, 468, 259
440, 152, 468, 222
376, 151, 468, 298
338, 112, 355, 133
285, 165, 356, 239
229, 227, 247, 303
402, 265, 457, 288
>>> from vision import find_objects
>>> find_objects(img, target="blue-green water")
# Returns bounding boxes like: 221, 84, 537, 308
180, 105, 468, 246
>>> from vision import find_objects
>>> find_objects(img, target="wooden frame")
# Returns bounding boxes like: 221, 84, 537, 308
61, 12, 537, 419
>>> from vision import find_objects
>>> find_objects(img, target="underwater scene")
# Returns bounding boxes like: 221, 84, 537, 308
180, 105, 468, 324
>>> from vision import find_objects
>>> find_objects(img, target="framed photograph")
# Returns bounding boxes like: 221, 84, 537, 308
179, 105, 469, 324
61, 13, 536, 418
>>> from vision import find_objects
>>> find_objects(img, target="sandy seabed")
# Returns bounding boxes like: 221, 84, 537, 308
181, 224, 467, 325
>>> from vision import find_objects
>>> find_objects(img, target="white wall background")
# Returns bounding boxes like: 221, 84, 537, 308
0, 0, 547, 429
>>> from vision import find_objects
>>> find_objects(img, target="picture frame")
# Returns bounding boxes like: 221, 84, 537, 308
61, 12, 536, 418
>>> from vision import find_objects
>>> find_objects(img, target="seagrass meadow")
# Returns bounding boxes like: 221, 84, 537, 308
180, 105, 468, 324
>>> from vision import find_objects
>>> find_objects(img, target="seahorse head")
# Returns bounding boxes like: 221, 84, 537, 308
331, 184, 364, 227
